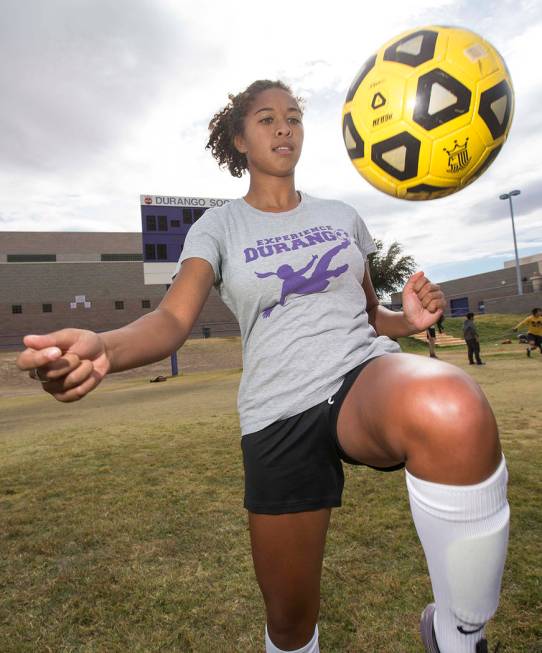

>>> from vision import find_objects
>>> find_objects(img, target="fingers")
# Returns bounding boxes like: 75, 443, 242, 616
410, 272, 432, 294
18, 331, 70, 371
42, 361, 101, 402
420, 286, 444, 313
23, 329, 84, 353
422, 293, 444, 314
405, 272, 437, 300
407, 272, 445, 314
28, 353, 82, 383
17, 344, 62, 371
417, 282, 441, 303
403, 270, 424, 291
18, 329, 103, 375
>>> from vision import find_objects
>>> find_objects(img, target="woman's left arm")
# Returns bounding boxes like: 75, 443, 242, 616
363, 264, 445, 338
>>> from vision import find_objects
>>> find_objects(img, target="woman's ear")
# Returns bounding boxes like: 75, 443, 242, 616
234, 133, 247, 154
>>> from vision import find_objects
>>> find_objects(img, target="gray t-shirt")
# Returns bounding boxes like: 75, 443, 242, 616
176, 192, 400, 435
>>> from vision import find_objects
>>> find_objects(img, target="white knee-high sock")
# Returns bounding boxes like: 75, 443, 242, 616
265, 625, 319, 653
406, 456, 509, 653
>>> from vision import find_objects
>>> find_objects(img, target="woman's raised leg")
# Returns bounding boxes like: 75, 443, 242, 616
335, 353, 508, 653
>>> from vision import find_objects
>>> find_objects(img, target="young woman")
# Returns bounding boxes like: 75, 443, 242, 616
18, 80, 508, 653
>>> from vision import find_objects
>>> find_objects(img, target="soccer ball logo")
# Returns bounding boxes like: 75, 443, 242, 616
342, 26, 514, 200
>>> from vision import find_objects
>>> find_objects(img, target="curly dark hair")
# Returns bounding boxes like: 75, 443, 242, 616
206, 80, 303, 178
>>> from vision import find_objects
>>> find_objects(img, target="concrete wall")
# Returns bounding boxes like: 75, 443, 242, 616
1, 263, 239, 350
483, 292, 542, 314
390, 261, 542, 315
1, 232, 142, 259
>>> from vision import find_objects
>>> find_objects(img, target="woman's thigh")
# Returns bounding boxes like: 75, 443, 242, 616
248, 508, 330, 646
336, 353, 501, 484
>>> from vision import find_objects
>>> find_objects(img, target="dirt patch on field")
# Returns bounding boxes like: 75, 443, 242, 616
0, 337, 243, 398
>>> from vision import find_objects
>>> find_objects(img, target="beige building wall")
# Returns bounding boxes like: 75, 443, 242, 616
390, 259, 542, 316
0, 232, 239, 349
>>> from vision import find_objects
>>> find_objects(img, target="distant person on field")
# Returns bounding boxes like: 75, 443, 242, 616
463, 312, 484, 365
436, 314, 445, 333
426, 324, 438, 358
513, 307, 542, 357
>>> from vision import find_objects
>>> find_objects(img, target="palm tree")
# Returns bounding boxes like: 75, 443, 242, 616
368, 239, 416, 299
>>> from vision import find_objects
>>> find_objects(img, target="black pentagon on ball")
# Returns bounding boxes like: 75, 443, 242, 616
479, 81, 512, 139
464, 144, 503, 186
407, 182, 450, 192
345, 54, 377, 103
413, 68, 472, 131
383, 30, 438, 67
343, 113, 364, 159
372, 132, 420, 180
406, 182, 457, 199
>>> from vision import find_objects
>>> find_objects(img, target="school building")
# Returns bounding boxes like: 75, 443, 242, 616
390, 253, 542, 316
0, 233, 239, 351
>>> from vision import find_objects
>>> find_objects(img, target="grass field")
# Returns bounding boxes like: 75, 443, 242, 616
1, 328, 541, 652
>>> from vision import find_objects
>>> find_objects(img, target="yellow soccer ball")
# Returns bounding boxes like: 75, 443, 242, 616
342, 26, 514, 200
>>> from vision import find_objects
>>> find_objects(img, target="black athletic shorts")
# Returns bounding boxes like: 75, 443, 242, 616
527, 333, 542, 348
241, 356, 405, 515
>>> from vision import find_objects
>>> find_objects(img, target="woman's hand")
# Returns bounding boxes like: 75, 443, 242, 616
16, 329, 111, 402
401, 271, 445, 334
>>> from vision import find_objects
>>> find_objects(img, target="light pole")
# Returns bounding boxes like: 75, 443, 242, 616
499, 189, 522, 295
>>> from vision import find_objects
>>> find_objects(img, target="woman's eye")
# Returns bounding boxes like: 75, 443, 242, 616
260, 117, 273, 124
289, 117, 301, 125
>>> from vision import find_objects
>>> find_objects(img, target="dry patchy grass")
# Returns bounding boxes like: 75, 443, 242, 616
0, 344, 541, 652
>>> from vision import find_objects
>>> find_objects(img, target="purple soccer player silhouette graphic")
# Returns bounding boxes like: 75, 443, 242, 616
255, 235, 350, 318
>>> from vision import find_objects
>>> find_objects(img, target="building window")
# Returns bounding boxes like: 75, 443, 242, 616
146, 215, 157, 231
12, 304, 22, 314
145, 244, 156, 260
142, 299, 151, 309
171, 219, 180, 227
194, 208, 205, 221
158, 215, 168, 231
182, 208, 192, 224
450, 297, 469, 317
101, 253, 143, 261
42, 303, 52, 313
115, 301, 124, 310
146, 243, 168, 260
7, 254, 56, 262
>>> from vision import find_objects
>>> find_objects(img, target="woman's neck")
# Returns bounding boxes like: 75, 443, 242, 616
243, 176, 300, 213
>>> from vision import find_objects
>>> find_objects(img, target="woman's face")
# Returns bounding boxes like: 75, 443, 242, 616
234, 87, 304, 178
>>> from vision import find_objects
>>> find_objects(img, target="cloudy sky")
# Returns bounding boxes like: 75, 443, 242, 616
1, 0, 541, 283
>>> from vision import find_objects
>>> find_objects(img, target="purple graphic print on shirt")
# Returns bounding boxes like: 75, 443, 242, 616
255, 234, 351, 318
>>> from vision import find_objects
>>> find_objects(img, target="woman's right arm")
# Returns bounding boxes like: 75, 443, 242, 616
103, 257, 215, 372
16, 258, 215, 401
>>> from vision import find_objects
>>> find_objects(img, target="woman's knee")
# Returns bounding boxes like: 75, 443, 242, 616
397, 368, 501, 482
265, 597, 319, 650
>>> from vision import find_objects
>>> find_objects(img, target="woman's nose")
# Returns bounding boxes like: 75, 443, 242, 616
276, 122, 292, 137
